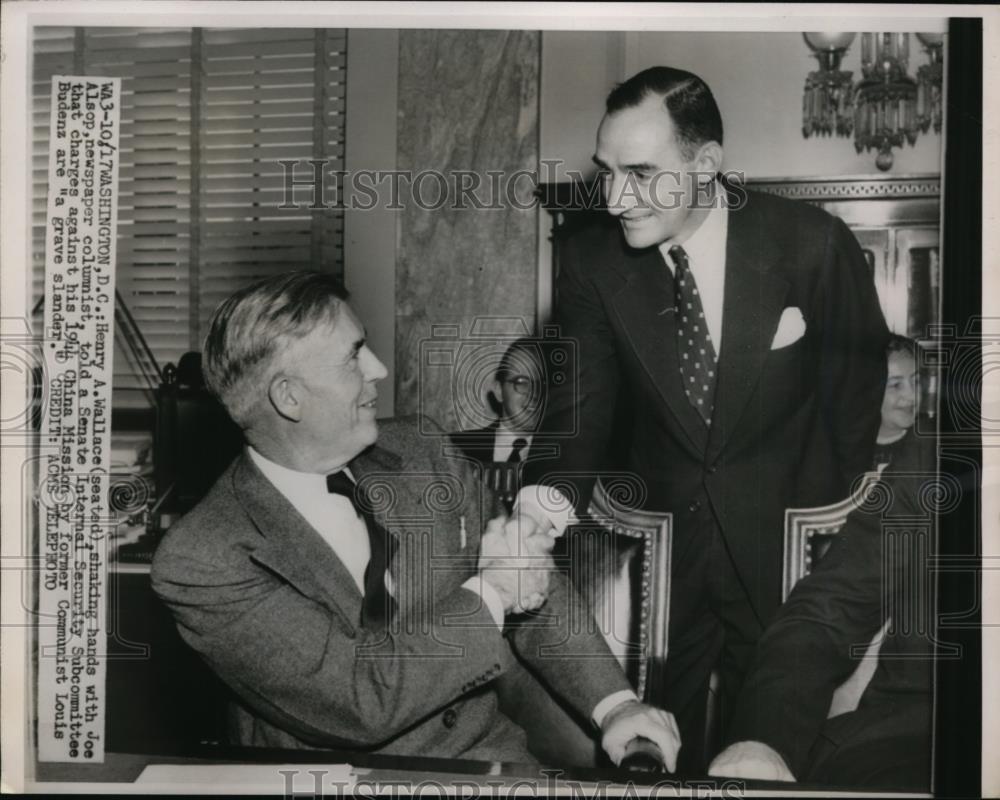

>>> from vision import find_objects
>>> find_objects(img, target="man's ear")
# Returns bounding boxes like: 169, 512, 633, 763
268, 373, 303, 422
487, 378, 504, 416
693, 141, 724, 182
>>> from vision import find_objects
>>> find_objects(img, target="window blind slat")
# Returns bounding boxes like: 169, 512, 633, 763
205, 41, 343, 58
31, 25, 347, 408
200, 129, 324, 146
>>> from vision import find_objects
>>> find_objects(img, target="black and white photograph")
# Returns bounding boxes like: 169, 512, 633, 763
0, 2, 995, 796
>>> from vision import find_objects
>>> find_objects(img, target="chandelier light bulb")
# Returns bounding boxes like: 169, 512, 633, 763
811, 32, 928, 170
803, 32, 856, 52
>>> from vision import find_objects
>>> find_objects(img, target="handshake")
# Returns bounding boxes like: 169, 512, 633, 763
473, 507, 683, 772
476, 508, 559, 615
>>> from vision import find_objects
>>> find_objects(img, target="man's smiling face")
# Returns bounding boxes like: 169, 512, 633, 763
285, 304, 387, 467
595, 94, 712, 250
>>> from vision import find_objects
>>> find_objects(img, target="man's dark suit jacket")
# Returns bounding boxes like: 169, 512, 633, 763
449, 423, 530, 515
525, 188, 890, 747
725, 431, 936, 789
449, 422, 502, 466
151, 417, 631, 762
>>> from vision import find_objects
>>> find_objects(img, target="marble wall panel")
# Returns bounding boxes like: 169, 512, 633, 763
395, 30, 540, 431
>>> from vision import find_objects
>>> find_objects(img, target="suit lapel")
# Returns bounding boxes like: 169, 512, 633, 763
611, 245, 710, 458
453, 423, 499, 464
351, 440, 466, 558
348, 443, 406, 530
707, 195, 791, 462
233, 451, 362, 628
350, 437, 472, 614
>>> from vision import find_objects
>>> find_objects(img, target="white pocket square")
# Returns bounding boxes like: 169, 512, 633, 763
770, 307, 807, 349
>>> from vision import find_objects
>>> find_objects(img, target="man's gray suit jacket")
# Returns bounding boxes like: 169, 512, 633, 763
151, 416, 631, 762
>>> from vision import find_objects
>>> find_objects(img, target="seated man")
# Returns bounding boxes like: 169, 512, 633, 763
151, 271, 679, 767
449, 337, 547, 512
708, 426, 936, 790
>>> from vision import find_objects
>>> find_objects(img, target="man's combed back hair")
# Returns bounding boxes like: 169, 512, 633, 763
886, 333, 919, 360
496, 337, 545, 381
606, 66, 724, 159
203, 271, 349, 427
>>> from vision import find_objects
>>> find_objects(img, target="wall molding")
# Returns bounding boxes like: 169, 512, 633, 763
746, 174, 941, 202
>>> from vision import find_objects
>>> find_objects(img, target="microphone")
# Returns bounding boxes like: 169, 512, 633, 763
619, 736, 667, 773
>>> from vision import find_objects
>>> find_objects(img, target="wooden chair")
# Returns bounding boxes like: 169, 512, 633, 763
480, 461, 521, 511
783, 470, 888, 717
566, 479, 672, 706
493, 478, 672, 767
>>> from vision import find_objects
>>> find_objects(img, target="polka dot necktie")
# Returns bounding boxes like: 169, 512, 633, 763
670, 245, 717, 426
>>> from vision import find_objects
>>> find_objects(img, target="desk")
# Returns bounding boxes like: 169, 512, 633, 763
105, 562, 228, 753
33, 748, 928, 796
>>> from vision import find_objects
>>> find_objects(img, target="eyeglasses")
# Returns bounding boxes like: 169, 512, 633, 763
501, 375, 539, 396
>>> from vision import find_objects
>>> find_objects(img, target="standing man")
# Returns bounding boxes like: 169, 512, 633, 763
151, 271, 679, 766
520, 67, 889, 770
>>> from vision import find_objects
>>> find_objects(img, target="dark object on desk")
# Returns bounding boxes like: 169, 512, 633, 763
154, 352, 244, 519
106, 569, 229, 754
118, 352, 243, 564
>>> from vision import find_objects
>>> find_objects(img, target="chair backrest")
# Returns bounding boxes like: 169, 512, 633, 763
782, 470, 883, 601
566, 480, 672, 706
481, 462, 520, 508
782, 469, 886, 718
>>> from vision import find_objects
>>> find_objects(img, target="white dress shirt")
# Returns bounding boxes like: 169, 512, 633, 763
248, 446, 370, 592
492, 424, 533, 462
658, 192, 729, 351
248, 446, 504, 626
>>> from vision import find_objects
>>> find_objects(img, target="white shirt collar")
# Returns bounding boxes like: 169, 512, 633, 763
247, 446, 356, 504
247, 446, 369, 593
658, 185, 729, 275
493, 422, 532, 462
248, 444, 327, 489
496, 419, 533, 440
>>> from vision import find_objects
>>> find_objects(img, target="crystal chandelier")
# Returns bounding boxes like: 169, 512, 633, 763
802, 33, 856, 137
801, 32, 945, 172
854, 33, 918, 171
915, 33, 944, 133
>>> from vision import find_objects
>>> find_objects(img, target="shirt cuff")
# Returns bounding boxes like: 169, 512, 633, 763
514, 485, 577, 536
592, 689, 640, 729
462, 575, 505, 629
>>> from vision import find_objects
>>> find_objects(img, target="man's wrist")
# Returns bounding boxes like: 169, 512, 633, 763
592, 689, 640, 729
462, 575, 505, 628
514, 485, 576, 536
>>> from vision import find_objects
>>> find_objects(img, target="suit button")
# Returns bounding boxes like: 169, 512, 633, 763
688, 500, 701, 513
707, 465, 718, 475
443, 709, 457, 728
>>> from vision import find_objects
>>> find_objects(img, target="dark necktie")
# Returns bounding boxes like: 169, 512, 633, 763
670, 245, 717, 425
507, 437, 528, 464
493, 437, 528, 514
326, 471, 397, 631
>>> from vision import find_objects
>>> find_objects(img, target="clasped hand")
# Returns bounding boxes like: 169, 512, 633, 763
478, 510, 556, 615
601, 700, 682, 772
708, 740, 795, 781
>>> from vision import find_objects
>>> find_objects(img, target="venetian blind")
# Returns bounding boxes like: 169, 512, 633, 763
31, 27, 347, 408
